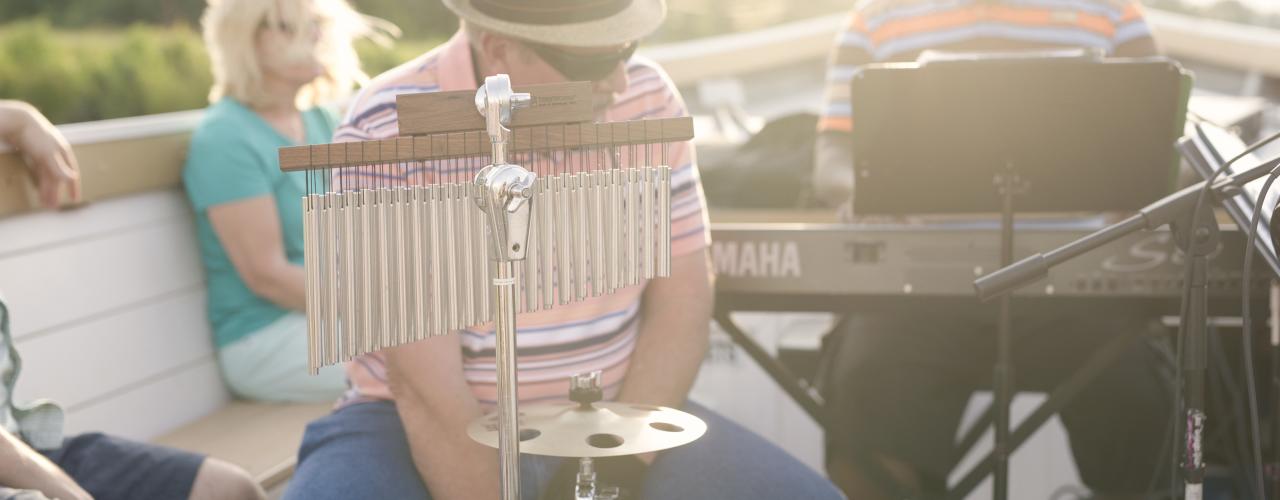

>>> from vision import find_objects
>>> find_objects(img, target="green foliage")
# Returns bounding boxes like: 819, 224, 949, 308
0, 0, 205, 29
0, 20, 212, 123
349, 0, 458, 40
0, 0, 457, 40
0, 19, 441, 124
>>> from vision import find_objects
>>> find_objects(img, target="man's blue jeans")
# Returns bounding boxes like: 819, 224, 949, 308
284, 400, 844, 499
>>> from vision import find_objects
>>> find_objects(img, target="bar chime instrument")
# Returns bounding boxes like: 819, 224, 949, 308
279, 75, 705, 499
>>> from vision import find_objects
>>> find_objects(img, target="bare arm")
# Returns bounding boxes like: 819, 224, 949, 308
385, 335, 500, 500
813, 131, 855, 209
207, 196, 306, 311
0, 428, 92, 500
617, 250, 713, 410
0, 100, 80, 208
1115, 36, 1158, 58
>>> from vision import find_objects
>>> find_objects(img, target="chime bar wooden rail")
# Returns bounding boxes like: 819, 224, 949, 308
397, 81, 595, 135
278, 117, 693, 172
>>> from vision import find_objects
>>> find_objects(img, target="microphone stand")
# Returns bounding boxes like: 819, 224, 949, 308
975, 156, 1280, 500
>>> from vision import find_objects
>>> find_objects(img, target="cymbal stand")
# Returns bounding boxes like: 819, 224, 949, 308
474, 74, 536, 500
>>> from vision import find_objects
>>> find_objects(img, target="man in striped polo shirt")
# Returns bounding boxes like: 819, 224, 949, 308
813, 1, 1169, 498
283, 1, 844, 499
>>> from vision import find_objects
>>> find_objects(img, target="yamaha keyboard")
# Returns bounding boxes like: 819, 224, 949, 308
710, 222, 1271, 311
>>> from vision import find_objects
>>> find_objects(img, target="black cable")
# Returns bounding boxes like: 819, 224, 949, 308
1238, 162, 1280, 500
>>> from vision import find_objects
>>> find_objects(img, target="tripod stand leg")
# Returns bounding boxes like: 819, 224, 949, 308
992, 171, 1018, 500
994, 295, 1013, 500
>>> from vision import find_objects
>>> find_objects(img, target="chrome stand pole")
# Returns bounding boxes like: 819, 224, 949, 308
475, 74, 534, 500
493, 260, 521, 500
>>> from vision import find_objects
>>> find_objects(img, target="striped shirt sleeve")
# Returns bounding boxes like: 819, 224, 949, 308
328, 85, 420, 192
818, 13, 875, 134
1113, 2, 1155, 50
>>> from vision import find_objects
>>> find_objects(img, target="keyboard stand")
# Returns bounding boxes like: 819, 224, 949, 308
712, 291, 1152, 499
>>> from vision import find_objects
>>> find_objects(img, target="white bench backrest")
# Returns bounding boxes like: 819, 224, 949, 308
0, 189, 229, 441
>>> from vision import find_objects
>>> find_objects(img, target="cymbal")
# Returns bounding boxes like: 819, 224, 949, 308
467, 401, 707, 458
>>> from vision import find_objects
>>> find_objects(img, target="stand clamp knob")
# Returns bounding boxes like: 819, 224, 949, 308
570, 371, 603, 409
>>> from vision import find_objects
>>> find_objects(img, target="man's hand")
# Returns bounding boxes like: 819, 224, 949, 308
0, 101, 81, 208
0, 428, 93, 500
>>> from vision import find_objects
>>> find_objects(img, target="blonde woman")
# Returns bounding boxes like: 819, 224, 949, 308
183, 0, 392, 402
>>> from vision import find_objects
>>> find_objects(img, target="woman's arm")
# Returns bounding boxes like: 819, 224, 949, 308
207, 196, 306, 311
0, 428, 92, 500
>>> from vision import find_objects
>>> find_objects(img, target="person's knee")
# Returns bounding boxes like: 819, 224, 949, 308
188, 458, 265, 500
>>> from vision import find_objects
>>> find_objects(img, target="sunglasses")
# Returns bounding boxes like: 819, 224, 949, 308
525, 41, 638, 82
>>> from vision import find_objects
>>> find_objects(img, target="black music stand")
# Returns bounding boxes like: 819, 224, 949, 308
1180, 121, 1280, 278
848, 52, 1190, 499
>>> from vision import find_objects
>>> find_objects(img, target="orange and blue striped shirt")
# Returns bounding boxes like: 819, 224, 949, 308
331, 31, 711, 408
818, 0, 1156, 133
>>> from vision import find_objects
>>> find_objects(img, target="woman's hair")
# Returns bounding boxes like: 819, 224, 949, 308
201, 0, 397, 109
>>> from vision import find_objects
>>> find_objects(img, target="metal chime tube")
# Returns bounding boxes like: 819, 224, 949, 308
462, 184, 477, 328
304, 195, 319, 373
396, 187, 410, 347
642, 168, 654, 280
658, 166, 671, 277
378, 189, 392, 354
574, 174, 589, 301
589, 172, 605, 297
624, 168, 637, 287
342, 192, 356, 360
540, 179, 554, 309
607, 169, 621, 292
444, 186, 459, 331
412, 186, 427, 339
323, 192, 339, 366
556, 175, 572, 304
430, 185, 445, 335
478, 191, 492, 323
386, 189, 398, 351
361, 190, 374, 353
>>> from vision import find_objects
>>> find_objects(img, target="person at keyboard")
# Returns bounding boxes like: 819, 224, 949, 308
812, 1, 1168, 498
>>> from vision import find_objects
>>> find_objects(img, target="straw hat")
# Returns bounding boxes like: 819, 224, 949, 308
443, 0, 666, 48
